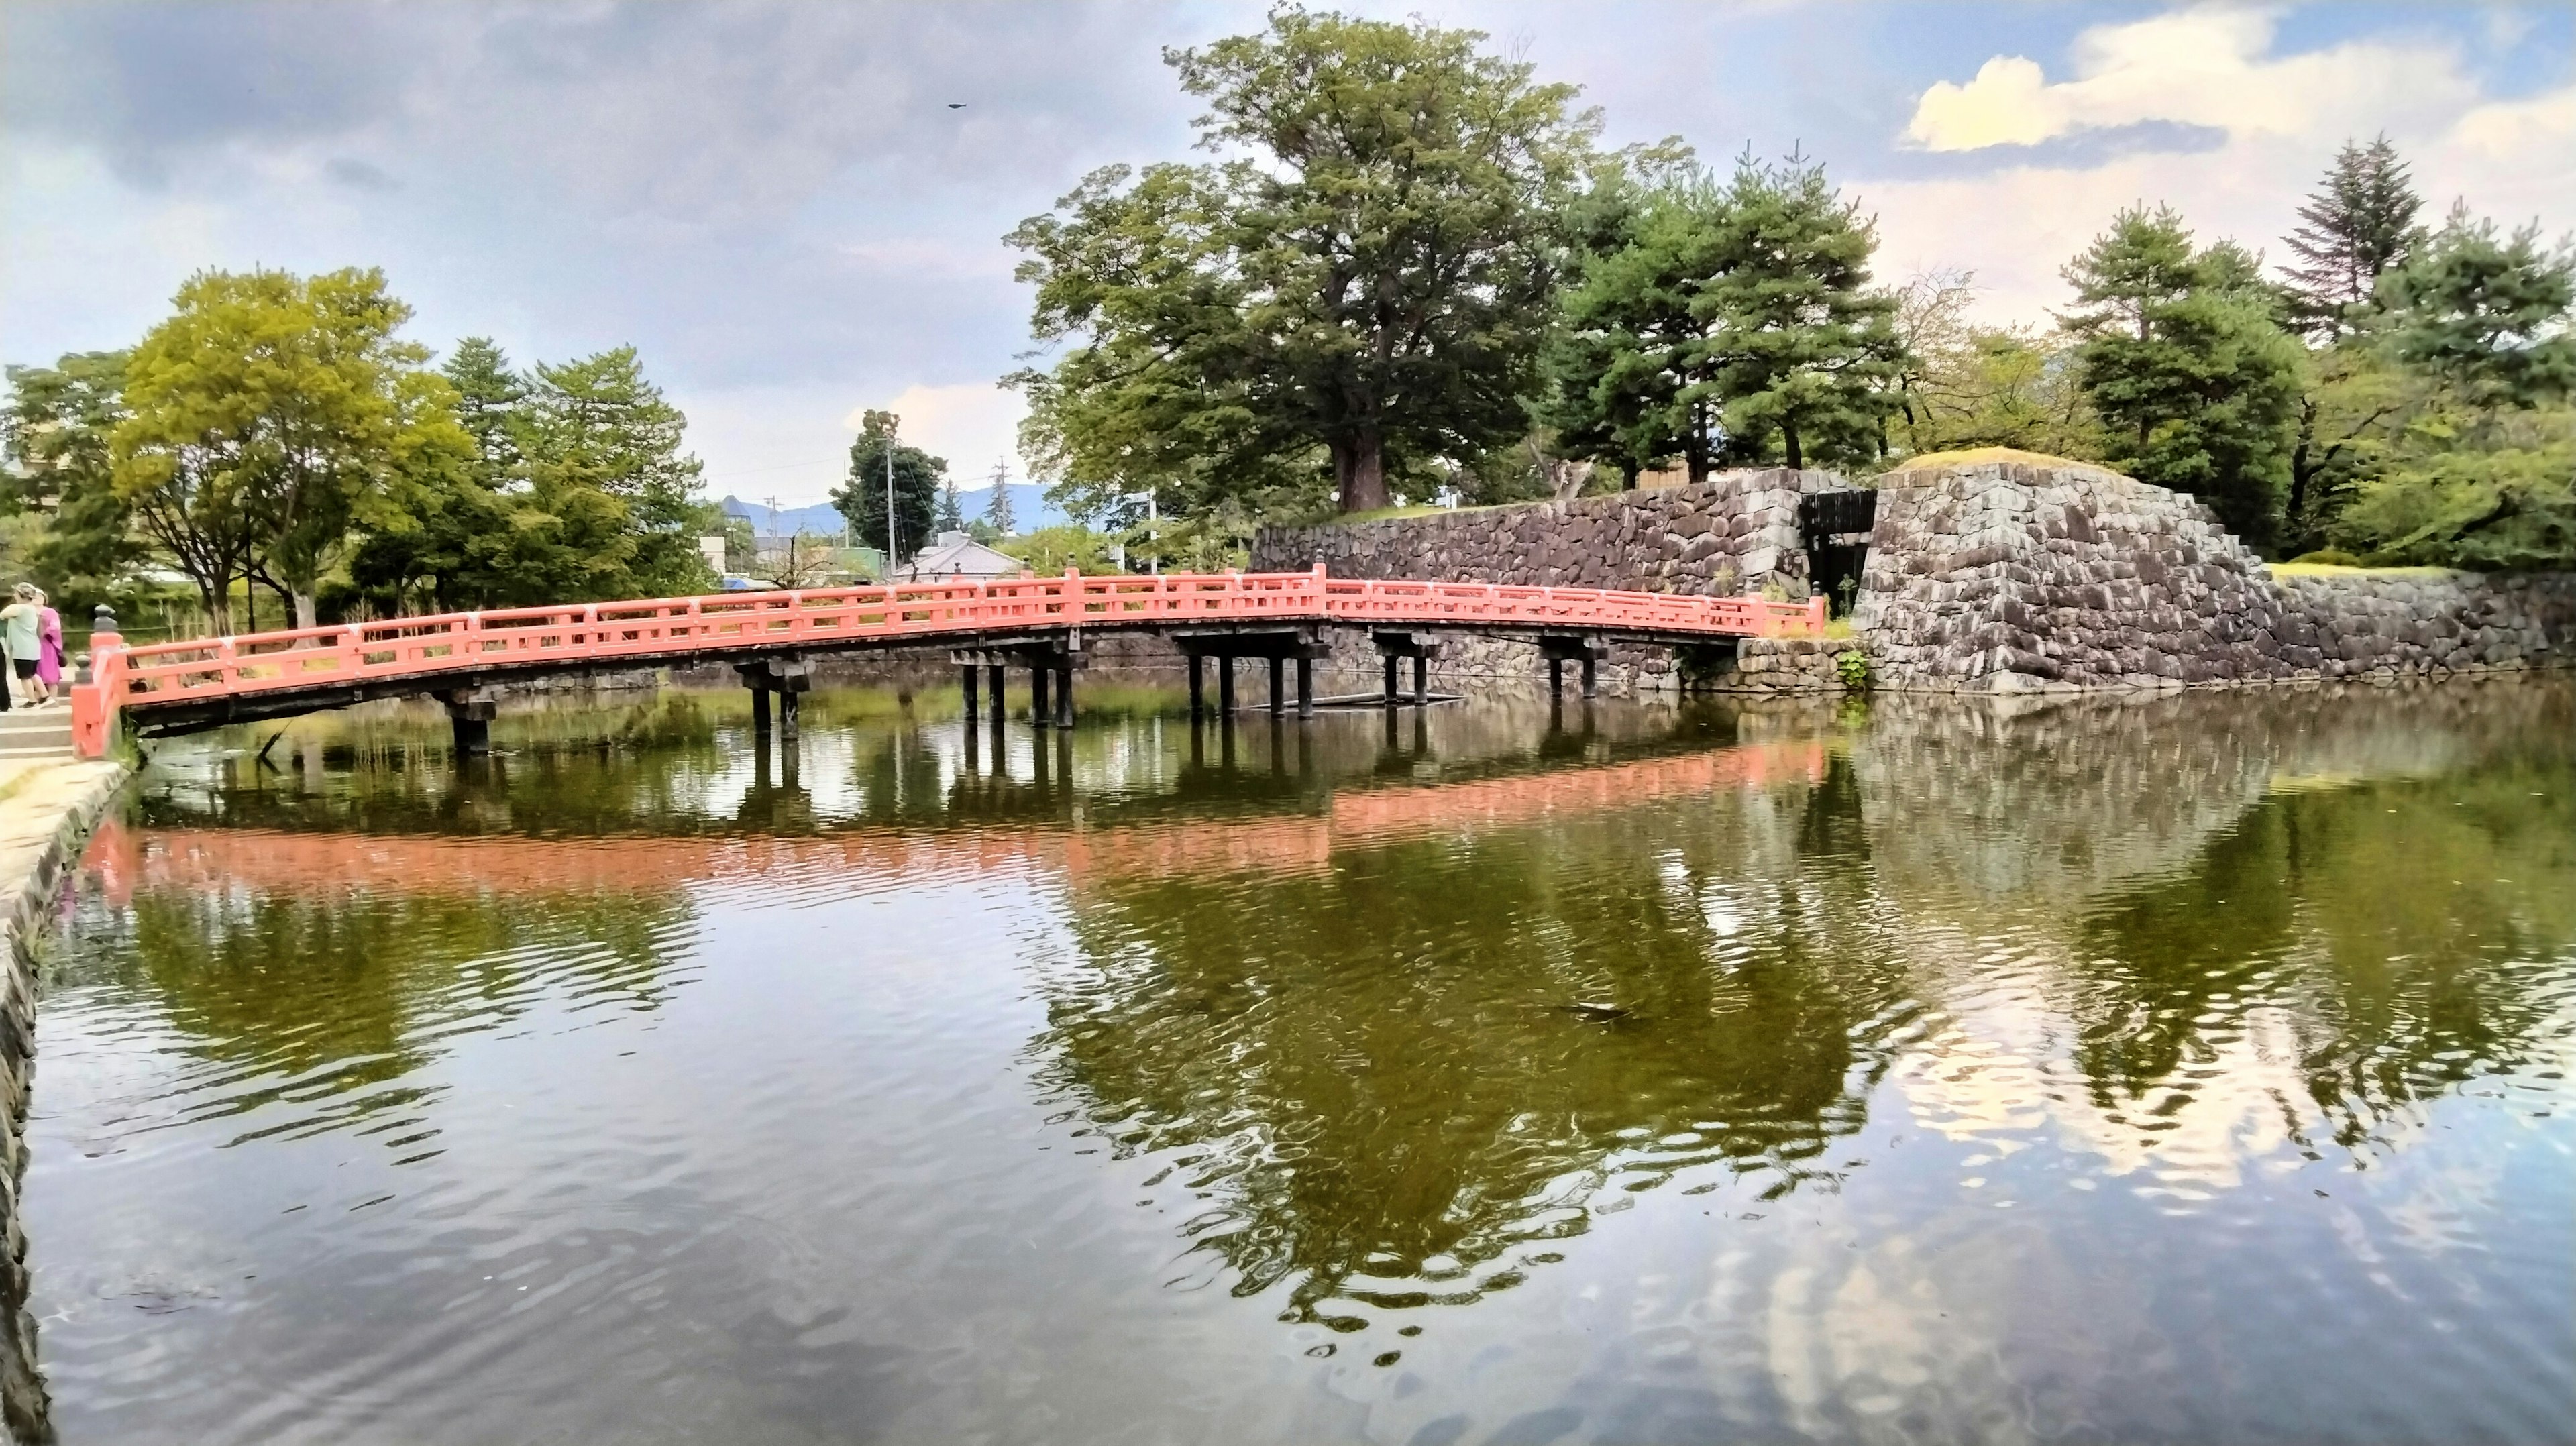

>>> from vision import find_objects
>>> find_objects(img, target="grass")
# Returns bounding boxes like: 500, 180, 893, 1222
2269, 562, 2457, 578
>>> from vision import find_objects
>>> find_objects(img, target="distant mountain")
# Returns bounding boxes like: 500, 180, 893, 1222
953, 483, 1067, 532
719, 496, 845, 537
718, 484, 1067, 539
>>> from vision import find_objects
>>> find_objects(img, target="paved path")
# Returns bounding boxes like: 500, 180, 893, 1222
0, 706, 75, 801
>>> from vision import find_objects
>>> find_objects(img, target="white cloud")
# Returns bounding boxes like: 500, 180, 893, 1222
1904, 9, 2475, 154
1872, 9, 2576, 327
847, 382, 1029, 487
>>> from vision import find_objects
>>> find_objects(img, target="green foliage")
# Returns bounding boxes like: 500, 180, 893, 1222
3, 349, 146, 603
110, 267, 474, 630
2282, 339, 2413, 557
1699, 152, 1903, 470
936, 480, 964, 533
2379, 206, 2576, 410
1010, 7, 1597, 517
1834, 649, 1871, 691
2283, 135, 2423, 339
1000, 524, 1121, 575
2325, 208, 2576, 569
511, 347, 716, 602
832, 409, 945, 563
1888, 270, 2102, 461
2061, 205, 2304, 551
349, 340, 716, 612
1548, 150, 1900, 478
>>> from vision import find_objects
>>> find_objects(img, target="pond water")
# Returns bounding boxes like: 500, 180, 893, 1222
23, 680, 2576, 1445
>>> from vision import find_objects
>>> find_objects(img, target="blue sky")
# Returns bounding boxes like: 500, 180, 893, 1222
5, 3, 2571, 507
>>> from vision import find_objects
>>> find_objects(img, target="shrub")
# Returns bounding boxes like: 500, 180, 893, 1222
1834, 649, 1872, 691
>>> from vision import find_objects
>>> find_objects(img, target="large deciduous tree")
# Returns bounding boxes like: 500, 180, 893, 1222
2061, 206, 2304, 551
111, 267, 463, 632
832, 410, 945, 565
1887, 273, 2102, 461
1010, 8, 1596, 515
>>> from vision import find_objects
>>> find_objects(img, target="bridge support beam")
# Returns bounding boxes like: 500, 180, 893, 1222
961, 665, 978, 723
1537, 635, 1612, 704
1172, 627, 1330, 719
1371, 632, 1445, 707
736, 657, 814, 743
952, 636, 1081, 728
443, 687, 500, 758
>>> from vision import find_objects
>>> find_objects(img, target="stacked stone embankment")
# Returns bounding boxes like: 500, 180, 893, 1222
1250, 469, 1842, 598
1251, 469, 1845, 693
1856, 453, 2576, 691
1250, 451, 2573, 698
0, 759, 128, 1443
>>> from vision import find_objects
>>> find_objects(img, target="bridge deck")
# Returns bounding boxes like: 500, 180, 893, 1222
72, 568, 1827, 754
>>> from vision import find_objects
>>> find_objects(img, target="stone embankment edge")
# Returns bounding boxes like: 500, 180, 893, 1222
0, 761, 131, 1446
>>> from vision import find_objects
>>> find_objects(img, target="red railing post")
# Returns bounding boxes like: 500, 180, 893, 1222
1807, 595, 1827, 635
71, 630, 124, 759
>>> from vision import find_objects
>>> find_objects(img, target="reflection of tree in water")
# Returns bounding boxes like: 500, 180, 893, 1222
60, 883, 695, 1148
2073, 759, 2576, 1152
1029, 771, 1904, 1327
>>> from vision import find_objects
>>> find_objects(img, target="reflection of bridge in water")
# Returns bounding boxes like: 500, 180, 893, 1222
73, 569, 1828, 756
91, 738, 1829, 900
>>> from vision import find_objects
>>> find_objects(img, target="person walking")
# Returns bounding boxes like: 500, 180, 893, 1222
34, 592, 62, 703
0, 586, 46, 708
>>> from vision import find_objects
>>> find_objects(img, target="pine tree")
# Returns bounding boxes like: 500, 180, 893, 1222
1700, 152, 1903, 470
2062, 206, 2304, 551
2283, 135, 2422, 338
936, 479, 965, 533
983, 463, 1016, 535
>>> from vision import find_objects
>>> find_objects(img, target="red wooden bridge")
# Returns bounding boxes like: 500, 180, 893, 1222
70, 566, 1827, 757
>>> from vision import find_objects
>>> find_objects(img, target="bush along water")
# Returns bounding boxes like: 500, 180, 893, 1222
1835, 649, 1872, 691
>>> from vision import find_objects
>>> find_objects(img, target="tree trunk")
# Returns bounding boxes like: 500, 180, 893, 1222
1334, 432, 1389, 513
1782, 420, 1803, 471
293, 591, 319, 631
199, 578, 233, 638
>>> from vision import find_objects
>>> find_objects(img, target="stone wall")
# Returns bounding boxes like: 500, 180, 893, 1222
1250, 468, 1844, 598
1855, 454, 2576, 692
0, 761, 129, 1444
1250, 451, 2575, 698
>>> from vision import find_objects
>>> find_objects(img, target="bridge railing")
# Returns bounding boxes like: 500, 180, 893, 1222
70, 567, 1825, 755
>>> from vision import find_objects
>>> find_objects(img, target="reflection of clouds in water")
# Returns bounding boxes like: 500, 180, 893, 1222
1885, 922, 2375, 1197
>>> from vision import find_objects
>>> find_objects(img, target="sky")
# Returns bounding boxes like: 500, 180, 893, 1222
4, 2, 2572, 508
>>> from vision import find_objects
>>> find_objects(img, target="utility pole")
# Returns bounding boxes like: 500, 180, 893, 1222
885, 440, 898, 579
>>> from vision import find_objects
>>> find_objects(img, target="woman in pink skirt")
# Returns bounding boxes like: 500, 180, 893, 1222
35, 592, 62, 703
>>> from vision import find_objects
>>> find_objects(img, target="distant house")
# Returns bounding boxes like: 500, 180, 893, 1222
902, 531, 1025, 583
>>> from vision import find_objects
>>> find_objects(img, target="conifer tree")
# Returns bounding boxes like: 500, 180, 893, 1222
2061, 206, 2304, 550
2283, 135, 2422, 338
983, 465, 1016, 535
